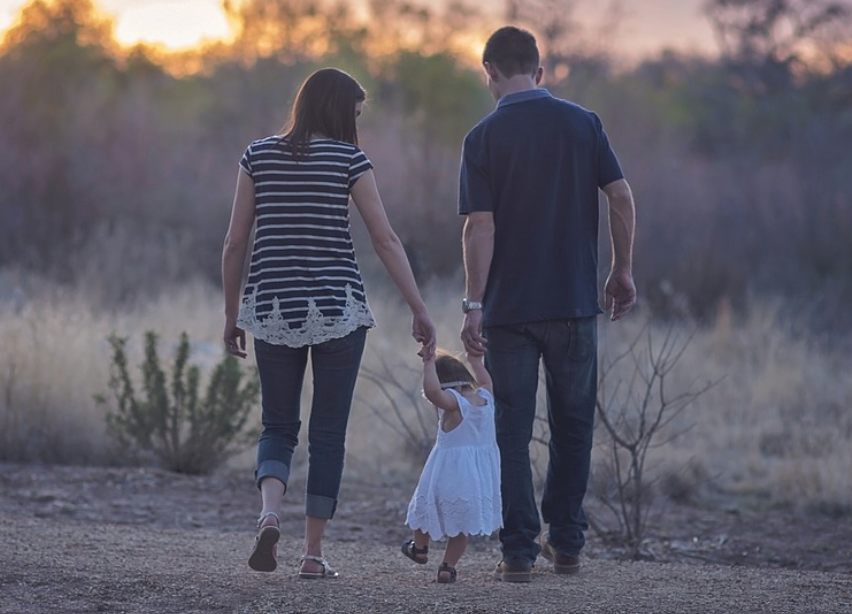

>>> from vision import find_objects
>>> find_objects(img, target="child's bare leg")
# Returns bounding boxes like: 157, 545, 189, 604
437, 534, 468, 582
442, 534, 468, 567
413, 529, 429, 550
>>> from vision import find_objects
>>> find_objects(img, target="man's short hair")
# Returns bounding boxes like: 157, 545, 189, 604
482, 26, 540, 78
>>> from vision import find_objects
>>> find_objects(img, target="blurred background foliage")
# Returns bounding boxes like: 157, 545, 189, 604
0, 0, 850, 331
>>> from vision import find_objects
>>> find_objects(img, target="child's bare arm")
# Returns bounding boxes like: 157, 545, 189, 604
466, 352, 493, 394
421, 353, 460, 412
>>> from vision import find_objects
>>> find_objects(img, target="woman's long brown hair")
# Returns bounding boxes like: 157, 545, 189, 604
279, 67, 365, 158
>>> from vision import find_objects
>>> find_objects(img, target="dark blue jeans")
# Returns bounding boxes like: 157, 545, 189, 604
485, 317, 597, 565
253, 327, 367, 520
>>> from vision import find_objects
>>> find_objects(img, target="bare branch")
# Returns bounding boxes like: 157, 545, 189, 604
590, 323, 719, 557
357, 355, 433, 458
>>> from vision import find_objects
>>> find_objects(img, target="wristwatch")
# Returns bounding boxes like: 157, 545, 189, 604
462, 298, 483, 313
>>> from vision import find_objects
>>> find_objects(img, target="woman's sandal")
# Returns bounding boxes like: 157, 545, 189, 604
437, 562, 457, 584
248, 512, 280, 572
298, 555, 339, 579
401, 540, 429, 565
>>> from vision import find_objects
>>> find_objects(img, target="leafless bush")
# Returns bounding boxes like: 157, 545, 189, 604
589, 325, 717, 558
356, 351, 434, 465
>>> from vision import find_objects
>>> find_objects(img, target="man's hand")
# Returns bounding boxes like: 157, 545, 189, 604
604, 269, 637, 321
460, 309, 487, 357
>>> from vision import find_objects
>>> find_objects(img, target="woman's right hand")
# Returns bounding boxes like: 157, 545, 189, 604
412, 310, 436, 360
223, 321, 247, 359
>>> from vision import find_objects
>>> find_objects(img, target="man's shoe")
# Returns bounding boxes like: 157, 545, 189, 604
538, 533, 580, 575
493, 559, 533, 583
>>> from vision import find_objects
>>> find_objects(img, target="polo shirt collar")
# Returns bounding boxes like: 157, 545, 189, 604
496, 88, 552, 109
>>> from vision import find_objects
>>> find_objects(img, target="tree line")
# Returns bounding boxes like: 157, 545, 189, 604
0, 0, 850, 333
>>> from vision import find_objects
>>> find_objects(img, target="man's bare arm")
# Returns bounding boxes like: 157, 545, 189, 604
602, 178, 637, 320
461, 212, 494, 355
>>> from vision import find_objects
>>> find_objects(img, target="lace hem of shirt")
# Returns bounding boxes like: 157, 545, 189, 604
238, 284, 376, 348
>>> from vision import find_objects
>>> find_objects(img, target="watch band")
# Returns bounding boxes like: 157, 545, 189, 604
462, 298, 483, 313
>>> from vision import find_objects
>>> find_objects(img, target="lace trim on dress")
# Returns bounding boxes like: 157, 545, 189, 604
407, 494, 501, 538
238, 284, 376, 348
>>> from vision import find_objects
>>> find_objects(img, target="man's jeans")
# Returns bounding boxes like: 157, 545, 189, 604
253, 327, 367, 520
485, 317, 597, 565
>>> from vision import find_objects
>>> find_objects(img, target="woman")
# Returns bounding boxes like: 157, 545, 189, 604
222, 67, 436, 578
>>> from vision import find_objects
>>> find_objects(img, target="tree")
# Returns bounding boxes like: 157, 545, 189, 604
372, 50, 490, 276
703, 0, 851, 96
704, 0, 850, 65
505, 0, 623, 89
224, 0, 367, 65
0, 0, 115, 52
0, 0, 121, 267
366, 0, 482, 59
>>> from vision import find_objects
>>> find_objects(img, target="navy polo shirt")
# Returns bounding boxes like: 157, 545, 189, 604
458, 88, 624, 327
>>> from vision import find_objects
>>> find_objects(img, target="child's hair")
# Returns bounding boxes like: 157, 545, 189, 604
434, 350, 477, 391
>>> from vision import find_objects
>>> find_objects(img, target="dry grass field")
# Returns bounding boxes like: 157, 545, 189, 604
1, 276, 850, 517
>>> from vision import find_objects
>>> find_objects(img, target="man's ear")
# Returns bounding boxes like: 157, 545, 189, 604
534, 66, 544, 85
484, 61, 500, 82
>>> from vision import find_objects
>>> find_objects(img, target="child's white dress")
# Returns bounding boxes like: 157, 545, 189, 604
405, 388, 502, 539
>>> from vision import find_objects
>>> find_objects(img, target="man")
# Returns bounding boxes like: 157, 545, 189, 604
459, 26, 636, 583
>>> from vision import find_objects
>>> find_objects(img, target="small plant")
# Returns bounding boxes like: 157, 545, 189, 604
590, 325, 717, 558
95, 330, 259, 475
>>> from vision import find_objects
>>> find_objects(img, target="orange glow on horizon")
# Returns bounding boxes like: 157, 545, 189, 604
112, 0, 232, 50
0, 0, 234, 51
2, 0, 850, 69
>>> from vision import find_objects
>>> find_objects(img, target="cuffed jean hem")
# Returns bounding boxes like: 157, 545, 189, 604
500, 531, 542, 566
255, 460, 290, 491
306, 493, 337, 520
546, 513, 589, 556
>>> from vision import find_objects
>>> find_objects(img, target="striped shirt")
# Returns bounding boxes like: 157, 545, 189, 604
237, 136, 377, 347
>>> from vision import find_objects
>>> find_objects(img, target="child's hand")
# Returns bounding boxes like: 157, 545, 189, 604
465, 351, 483, 364
418, 348, 435, 363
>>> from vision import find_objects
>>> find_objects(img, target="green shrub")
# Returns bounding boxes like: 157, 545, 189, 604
95, 331, 259, 474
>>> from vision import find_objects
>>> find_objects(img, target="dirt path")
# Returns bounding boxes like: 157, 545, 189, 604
1, 464, 850, 614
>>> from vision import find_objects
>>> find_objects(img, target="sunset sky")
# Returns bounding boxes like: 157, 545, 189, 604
0, 0, 721, 55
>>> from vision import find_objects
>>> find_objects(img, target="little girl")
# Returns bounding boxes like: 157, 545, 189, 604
401, 349, 502, 583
